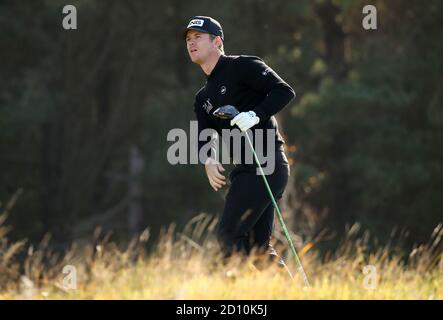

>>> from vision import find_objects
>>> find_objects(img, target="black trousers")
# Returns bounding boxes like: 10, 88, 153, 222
217, 149, 290, 257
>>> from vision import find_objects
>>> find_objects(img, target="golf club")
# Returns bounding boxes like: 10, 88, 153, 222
213, 105, 311, 287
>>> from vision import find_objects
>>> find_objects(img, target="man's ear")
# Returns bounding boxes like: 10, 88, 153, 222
213, 36, 222, 47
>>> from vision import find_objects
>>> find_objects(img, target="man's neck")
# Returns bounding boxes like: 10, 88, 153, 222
200, 52, 223, 76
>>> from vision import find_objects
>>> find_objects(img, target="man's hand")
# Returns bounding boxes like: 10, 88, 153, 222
230, 111, 260, 132
204, 158, 226, 191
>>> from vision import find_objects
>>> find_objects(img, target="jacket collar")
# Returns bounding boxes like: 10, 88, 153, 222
206, 54, 227, 79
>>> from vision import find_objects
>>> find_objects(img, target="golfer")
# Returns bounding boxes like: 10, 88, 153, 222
184, 16, 295, 264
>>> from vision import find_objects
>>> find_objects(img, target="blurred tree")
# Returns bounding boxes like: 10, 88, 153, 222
287, 0, 443, 245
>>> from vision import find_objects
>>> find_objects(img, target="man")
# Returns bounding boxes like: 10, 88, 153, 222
184, 16, 295, 265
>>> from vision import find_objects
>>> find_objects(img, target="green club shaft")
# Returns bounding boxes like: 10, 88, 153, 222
245, 132, 310, 287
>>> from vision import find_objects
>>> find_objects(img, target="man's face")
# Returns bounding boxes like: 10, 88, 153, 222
185, 30, 217, 64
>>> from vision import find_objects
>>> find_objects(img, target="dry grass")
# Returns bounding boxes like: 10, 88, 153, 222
0, 213, 441, 300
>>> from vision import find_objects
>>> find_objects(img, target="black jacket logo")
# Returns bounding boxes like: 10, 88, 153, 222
202, 99, 213, 114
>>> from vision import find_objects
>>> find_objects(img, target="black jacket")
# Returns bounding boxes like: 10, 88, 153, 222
194, 54, 295, 163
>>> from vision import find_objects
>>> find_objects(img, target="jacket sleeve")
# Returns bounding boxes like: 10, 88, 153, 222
193, 92, 217, 163
235, 56, 296, 122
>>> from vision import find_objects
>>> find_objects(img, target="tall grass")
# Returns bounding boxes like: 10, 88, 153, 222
0, 212, 441, 299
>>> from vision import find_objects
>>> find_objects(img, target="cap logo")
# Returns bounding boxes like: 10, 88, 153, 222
188, 19, 205, 28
